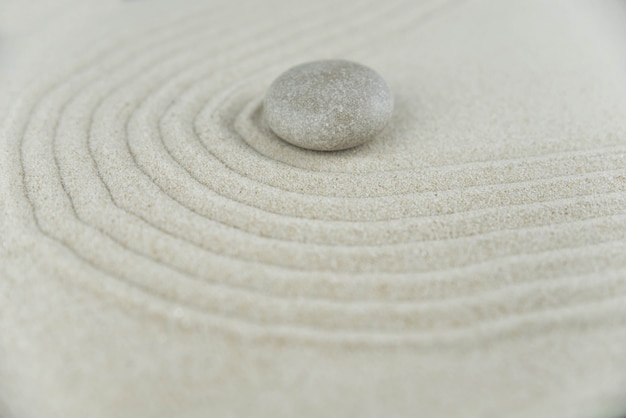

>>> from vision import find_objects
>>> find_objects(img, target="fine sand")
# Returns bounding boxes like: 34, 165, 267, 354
1, 0, 626, 417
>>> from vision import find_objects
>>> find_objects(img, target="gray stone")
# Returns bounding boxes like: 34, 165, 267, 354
264, 60, 394, 151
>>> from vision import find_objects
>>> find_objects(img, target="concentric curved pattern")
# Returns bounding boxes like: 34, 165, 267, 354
1, 0, 626, 417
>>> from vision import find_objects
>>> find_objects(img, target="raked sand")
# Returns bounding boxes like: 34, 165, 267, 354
1, 0, 626, 417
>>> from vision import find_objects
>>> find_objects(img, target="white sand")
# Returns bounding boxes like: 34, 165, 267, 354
1, 0, 626, 417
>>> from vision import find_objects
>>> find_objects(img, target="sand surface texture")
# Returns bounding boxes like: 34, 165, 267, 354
1, 0, 626, 417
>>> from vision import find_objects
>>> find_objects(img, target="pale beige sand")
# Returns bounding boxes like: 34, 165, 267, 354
1, 0, 626, 417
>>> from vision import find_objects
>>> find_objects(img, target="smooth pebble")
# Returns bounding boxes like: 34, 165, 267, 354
264, 60, 394, 151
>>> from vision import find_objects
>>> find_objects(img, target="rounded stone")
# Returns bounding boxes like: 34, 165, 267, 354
263, 60, 394, 151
